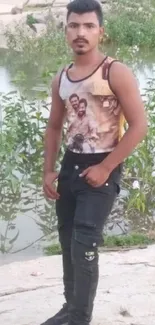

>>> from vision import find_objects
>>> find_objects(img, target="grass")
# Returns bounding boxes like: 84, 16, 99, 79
14, 0, 155, 50
45, 243, 62, 256
44, 232, 155, 256
104, 0, 155, 48
24, 0, 155, 49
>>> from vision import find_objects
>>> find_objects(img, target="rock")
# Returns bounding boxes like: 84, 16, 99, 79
27, 0, 60, 7
11, 0, 30, 14
32, 23, 47, 35
29, 9, 66, 29
11, 7, 23, 15
0, 0, 110, 50
0, 4, 15, 14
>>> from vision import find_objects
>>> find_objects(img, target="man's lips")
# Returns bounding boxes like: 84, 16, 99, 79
74, 39, 88, 44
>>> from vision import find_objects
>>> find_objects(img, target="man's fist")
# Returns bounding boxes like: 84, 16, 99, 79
43, 172, 60, 200
80, 163, 110, 187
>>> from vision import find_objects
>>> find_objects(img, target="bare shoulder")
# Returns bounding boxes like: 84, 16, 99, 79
110, 61, 133, 75
109, 61, 138, 94
47, 69, 66, 128
51, 68, 64, 91
108, 61, 147, 125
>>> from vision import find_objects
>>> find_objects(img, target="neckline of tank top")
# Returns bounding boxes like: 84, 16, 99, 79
65, 55, 108, 83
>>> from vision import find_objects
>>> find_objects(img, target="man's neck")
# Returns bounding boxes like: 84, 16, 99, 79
73, 49, 104, 67
79, 114, 85, 120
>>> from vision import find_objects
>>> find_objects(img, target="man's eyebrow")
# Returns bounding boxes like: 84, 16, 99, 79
68, 22, 97, 26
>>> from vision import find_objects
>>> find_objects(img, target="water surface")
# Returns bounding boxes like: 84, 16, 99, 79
0, 46, 155, 265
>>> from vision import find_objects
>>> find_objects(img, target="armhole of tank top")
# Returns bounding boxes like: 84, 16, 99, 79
103, 59, 120, 96
58, 63, 73, 90
58, 67, 65, 89
106, 60, 126, 136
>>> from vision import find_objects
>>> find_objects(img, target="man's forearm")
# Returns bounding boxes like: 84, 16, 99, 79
101, 123, 147, 173
44, 127, 62, 175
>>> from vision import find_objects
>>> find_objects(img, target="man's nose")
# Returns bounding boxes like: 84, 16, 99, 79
77, 26, 85, 37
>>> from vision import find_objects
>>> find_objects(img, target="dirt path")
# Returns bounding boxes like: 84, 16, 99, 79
0, 245, 155, 325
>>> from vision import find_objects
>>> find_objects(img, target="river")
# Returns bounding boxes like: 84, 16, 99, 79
0, 46, 155, 265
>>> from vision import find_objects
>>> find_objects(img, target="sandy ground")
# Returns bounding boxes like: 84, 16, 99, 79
0, 245, 155, 325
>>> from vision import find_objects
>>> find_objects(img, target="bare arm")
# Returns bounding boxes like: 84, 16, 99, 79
44, 72, 66, 175
101, 62, 147, 172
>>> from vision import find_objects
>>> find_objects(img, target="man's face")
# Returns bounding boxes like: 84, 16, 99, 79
66, 12, 103, 55
70, 96, 79, 110
78, 102, 86, 117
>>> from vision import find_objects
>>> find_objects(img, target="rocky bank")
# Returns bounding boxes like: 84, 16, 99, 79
0, 0, 109, 48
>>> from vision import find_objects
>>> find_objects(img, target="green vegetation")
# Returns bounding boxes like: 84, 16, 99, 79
105, 0, 155, 47
45, 244, 62, 256
1, 0, 155, 254
44, 232, 155, 256
3, 0, 155, 96
103, 233, 155, 247
1, 75, 155, 234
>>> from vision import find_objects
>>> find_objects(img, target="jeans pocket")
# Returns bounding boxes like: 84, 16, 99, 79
74, 180, 117, 232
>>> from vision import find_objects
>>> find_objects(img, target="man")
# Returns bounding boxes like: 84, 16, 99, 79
69, 93, 79, 111
42, 0, 147, 325
68, 98, 98, 153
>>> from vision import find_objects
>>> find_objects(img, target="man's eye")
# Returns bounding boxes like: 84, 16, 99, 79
70, 24, 78, 28
87, 24, 94, 28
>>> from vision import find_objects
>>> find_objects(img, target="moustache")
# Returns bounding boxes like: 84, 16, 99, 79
73, 38, 89, 44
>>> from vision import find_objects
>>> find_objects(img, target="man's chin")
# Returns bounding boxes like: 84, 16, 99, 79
75, 50, 86, 55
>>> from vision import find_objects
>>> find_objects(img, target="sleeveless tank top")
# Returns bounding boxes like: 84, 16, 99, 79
59, 56, 125, 154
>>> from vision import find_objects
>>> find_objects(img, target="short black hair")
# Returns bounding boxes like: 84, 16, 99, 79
79, 98, 87, 107
66, 0, 103, 27
69, 93, 79, 101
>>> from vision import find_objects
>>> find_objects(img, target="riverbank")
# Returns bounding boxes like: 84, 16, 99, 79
0, 245, 155, 325
0, 0, 109, 49
0, 0, 67, 48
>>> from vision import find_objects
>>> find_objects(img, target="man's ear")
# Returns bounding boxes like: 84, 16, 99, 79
99, 27, 104, 43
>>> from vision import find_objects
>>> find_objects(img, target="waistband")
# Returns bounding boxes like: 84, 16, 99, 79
61, 149, 123, 184
62, 149, 111, 166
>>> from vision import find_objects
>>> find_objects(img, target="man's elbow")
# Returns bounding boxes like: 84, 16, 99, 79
130, 118, 148, 139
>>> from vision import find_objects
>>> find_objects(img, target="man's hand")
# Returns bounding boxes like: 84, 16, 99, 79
43, 172, 60, 200
79, 163, 110, 187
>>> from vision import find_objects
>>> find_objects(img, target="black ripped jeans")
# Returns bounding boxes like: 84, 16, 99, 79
56, 149, 122, 325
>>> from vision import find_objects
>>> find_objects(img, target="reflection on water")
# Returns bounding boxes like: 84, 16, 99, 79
0, 182, 58, 265
0, 47, 155, 265
0, 67, 16, 93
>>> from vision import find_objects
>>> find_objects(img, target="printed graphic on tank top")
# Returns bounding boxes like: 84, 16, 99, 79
59, 56, 125, 154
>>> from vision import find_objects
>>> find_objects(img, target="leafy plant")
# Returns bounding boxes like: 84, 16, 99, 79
0, 91, 64, 253
105, 0, 155, 47
1, 1, 155, 254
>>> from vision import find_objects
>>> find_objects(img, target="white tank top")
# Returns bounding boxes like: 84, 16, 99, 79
59, 56, 125, 154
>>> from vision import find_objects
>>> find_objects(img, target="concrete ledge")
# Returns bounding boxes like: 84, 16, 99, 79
0, 245, 155, 325
0, 4, 15, 14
